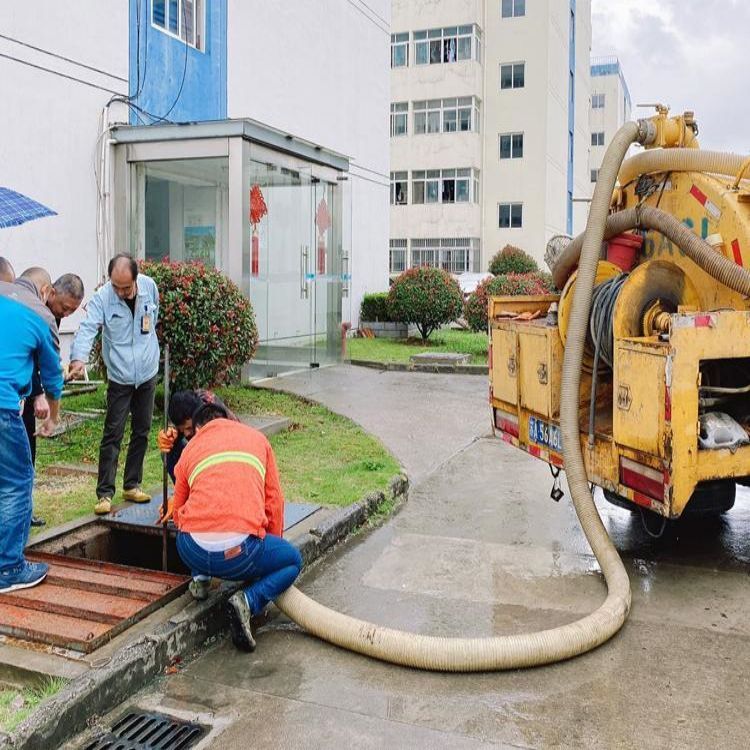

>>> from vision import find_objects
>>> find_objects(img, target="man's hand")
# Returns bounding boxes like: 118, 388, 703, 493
156, 500, 174, 525
34, 394, 50, 420
157, 427, 178, 454
35, 416, 59, 438
67, 360, 86, 381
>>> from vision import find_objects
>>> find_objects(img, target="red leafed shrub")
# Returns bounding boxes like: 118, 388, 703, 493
464, 272, 556, 332
94, 261, 258, 391
387, 267, 464, 340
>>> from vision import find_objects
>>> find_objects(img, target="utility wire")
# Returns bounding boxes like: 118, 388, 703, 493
0, 52, 125, 95
158, 33, 189, 121
0, 32, 128, 82
345, 0, 390, 35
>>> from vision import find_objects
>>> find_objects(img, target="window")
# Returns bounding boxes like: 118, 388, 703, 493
391, 32, 409, 67
410, 238, 480, 273
592, 93, 605, 109
499, 202, 523, 228
414, 25, 482, 66
390, 102, 408, 137
389, 239, 407, 273
413, 97, 480, 135
412, 169, 479, 204
591, 169, 599, 183
152, 0, 205, 50
500, 62, 525, 89
499, 132, 524, 159
390, 172, 408, 205
591, 131, 605, 146
502, 0, 525, 18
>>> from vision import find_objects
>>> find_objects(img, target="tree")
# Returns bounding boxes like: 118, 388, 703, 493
387, 267, 464, 340
488, 245, 538, 276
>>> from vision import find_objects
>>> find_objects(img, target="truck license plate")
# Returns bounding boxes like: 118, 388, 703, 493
528, 416, 563, 452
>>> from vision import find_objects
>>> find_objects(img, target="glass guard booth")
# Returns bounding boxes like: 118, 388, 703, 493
111, 120, 352, 379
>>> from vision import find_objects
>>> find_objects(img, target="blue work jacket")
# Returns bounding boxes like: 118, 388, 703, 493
71, 275, 160, 387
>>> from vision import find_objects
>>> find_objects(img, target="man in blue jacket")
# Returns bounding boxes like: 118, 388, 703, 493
69, 254, 160, 515
0, 271, 63, 592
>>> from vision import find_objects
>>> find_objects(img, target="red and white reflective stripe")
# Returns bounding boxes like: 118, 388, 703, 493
494, 408, 519, 438
731, 239, 743, 267
689, 184, 721, 220
693, 314, 714, 328
528, 444, 541, 458
620, 457, 665, 501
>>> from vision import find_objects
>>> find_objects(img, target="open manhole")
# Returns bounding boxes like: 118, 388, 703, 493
85, 710, 206, 750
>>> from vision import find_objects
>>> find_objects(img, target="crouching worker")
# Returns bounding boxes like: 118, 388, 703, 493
161, 401, 301, 652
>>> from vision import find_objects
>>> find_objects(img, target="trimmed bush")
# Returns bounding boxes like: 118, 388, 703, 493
464, 272, 555, 332
488, 245, 538, 276
93, 261, 258, 391
360, 292, 392, 322
388, 267, 464, 340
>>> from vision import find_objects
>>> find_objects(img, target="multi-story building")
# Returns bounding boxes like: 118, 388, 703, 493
1, 0, 389, 375
588, 55, 632, 187
389, 0, 592, 276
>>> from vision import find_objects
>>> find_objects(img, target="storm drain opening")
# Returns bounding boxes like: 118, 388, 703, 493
84, 710, 207, 750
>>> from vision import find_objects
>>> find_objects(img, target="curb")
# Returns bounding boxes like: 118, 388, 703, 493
348, 359, 488, 376
2, 473, 409, 750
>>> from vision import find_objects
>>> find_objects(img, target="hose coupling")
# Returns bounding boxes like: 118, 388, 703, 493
637, 118, 657, 146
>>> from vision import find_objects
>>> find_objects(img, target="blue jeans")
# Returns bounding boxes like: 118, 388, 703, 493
0, 409, 34, 573
176, 532, 302, 615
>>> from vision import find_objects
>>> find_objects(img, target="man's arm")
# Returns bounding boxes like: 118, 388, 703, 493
35, 322, 63, 437
69, 292, 105, 378
264, 442, 284, 537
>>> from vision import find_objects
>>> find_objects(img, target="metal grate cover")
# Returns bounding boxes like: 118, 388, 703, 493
85, 710, 206, 750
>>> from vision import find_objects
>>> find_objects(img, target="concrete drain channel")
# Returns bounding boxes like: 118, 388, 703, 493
84, 710, 206, 749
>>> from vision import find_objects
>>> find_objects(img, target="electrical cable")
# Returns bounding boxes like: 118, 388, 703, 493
158, 33, 189, 121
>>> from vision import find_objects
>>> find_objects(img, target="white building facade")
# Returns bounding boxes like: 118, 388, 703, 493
389, 0, 592, 275
588, 55, 632, 187
1, 0, 389, 375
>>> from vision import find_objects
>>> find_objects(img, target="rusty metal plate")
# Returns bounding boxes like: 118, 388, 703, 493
0, 553, 189, 653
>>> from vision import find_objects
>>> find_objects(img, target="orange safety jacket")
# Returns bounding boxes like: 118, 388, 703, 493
172, 418, 284, 538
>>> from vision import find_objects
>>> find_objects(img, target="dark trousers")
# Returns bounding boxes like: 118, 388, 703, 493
97, 376, 157, 499
22, 397, 36, 465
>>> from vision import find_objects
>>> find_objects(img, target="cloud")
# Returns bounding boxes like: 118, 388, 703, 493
591, 0, 750, 152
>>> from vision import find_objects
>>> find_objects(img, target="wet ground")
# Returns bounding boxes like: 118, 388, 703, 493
75, 366, 750, 749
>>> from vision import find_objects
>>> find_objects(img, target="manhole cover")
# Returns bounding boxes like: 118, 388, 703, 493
85, 711, 206, 750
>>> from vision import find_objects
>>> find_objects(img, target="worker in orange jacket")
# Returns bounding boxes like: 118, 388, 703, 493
161, 401, 302, 652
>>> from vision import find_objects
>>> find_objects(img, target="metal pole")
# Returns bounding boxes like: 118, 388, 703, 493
161, 344, 170, 572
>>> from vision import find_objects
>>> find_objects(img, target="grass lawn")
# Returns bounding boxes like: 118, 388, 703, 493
32, 385, 400, 531
347, 328, 488, 365
0, 679, 66, 733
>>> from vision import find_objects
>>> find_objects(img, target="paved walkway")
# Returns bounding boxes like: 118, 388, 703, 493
70, 366, 750, 749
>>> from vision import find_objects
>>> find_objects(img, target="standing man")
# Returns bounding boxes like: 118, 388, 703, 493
21, 272, 85, 527
69, 254, 159, 515
0, 270, 62, 592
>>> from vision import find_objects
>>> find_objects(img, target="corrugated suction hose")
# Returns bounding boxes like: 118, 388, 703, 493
272, 121, 650, 672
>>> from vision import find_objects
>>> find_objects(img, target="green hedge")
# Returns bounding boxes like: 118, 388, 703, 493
359, 292, 392, 322
488, 245, 538, 276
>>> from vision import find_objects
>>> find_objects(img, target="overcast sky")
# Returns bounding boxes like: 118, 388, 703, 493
591, 0, 749, 153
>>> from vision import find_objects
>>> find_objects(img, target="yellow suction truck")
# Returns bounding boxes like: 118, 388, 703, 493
490, 106, 750, 522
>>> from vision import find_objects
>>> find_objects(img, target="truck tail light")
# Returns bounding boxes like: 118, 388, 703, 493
494, 408, 519, 438
619, 457, 665, 501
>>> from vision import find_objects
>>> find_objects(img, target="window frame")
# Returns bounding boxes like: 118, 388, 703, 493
501, 0, 526, 18
391, 32, 409, 68
413, 25, 482, 67
413, 97, 481, 135
390, 171, 409, 206
389, 239, 408, 273
499, 132, 524, 159
390, 102, 408, 137
591, 131, 605, 146
152, 0, 206, 52
409, 237, 480, 273
500, 61, 525, 90
592, 93, 605, 109
591, 169, 599, 183
499, 202, 523, 229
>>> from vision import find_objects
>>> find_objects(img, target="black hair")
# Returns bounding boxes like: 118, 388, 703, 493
107, 253, 138, 280
53, 273, 84, 300
168, 390, 203, 426
192, 402, 229, 430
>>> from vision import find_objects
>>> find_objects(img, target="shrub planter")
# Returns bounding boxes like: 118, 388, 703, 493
360, 321, 417, 339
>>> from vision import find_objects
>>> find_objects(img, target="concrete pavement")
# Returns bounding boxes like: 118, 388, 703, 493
69, 366, 750, 749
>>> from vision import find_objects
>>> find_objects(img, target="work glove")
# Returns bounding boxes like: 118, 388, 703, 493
157, 427, 178, 453
156, 500, 174, 525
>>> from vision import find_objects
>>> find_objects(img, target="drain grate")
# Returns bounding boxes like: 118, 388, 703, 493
85, 711, 206, 750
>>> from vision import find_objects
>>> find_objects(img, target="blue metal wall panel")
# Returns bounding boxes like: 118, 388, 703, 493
129, 0, 227, 125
